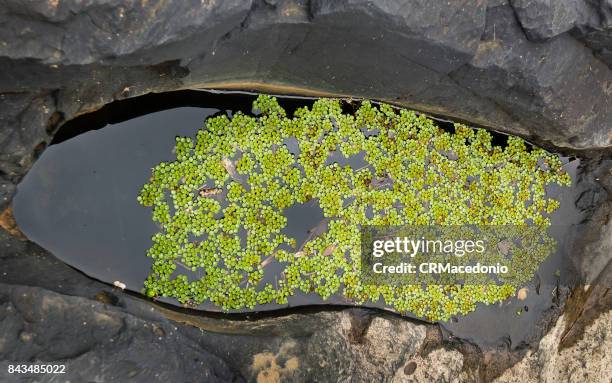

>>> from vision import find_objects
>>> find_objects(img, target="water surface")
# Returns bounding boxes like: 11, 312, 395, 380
13, 91, 584, 348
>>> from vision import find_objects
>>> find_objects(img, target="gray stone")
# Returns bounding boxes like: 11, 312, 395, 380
0, 285, 242, 383
510, 0, 612, 67
509, 0, 598, 40
0, 225, 447, 382
451, 2, 612, 150
493, 310, 612, 383
0, 228, 510, 382
0, 0, 253, 66
0, 1, 611, 381
0, 0, 610, 213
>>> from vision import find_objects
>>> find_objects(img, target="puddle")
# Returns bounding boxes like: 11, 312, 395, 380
13, 90, 585, 348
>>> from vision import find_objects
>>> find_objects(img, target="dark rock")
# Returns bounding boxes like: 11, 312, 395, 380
509, 0, 599, 40
0, 0, 252, 66
0, 180, 15, 211
0, 92, 55, 181
403, 361, 417, 375
0, 179, 610, 381
95, 290, 119, 306
574, 27, 612, 68
510, 0, 612, 68
0, 0, 610, 217
0, 226, 534, 382
450, 2, 611, 150
153, 325, 166, 338
0, 1, 611, 381
0, 285, 242, 383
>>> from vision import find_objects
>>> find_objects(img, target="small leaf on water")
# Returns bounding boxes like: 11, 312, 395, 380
221, 157, 240, 181
322, 244, 337, 256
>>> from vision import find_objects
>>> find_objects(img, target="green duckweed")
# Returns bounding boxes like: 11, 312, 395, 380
137, 95, 571, 321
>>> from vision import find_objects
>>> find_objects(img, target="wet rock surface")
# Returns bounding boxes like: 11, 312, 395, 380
0, 285, 241, 383
0, 0, 611, 381
510, 0, 612, 67
0, 190, 609, 383
1, 1, 612, 213
0, 228, 475, 382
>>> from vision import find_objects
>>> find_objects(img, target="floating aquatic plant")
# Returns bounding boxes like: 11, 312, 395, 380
137, 95, 571, 321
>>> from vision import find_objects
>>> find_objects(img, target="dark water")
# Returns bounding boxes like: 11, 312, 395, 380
13, 90, 584, 348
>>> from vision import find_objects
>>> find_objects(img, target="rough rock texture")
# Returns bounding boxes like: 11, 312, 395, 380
392, 348, 466, 383
567, 159, 612, 288
2, 218, 608, 382
0, 161, 610, 381
0, 285, 241, 383
510, 0, 612, 66
0, 0, 611, 382
0, 228, 485, 382
510, 0, 601, 40
1, 0, 612, 215
493, 311, 612, 383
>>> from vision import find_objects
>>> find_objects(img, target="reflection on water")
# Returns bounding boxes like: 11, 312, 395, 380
13, 92, 584, 348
